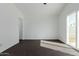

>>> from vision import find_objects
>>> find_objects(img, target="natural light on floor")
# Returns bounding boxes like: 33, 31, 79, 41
40, 40, 79, 56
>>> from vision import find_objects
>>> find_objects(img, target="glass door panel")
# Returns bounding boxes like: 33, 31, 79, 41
67, 12, 76, 48
77, 11, 79, 48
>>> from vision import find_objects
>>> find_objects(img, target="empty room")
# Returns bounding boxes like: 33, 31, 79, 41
0, 3, 79, 56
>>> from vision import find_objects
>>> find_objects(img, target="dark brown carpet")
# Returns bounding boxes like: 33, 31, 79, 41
2, 40, 73, 56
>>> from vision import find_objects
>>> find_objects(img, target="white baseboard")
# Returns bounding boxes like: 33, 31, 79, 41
0, 39, 19, 53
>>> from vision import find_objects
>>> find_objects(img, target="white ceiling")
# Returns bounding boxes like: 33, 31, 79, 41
15, 3, 66, 16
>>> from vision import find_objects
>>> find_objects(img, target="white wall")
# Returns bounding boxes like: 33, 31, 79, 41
19, 17, 23, 39
0, 4, 22, 53
59, 3, 79, 43
15, 3, 64, 40
23, 15, 59, 39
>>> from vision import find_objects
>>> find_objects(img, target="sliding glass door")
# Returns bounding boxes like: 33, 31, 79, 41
77, 11, 79, 49
67, 12, 77, 48
66, 10, 79, 49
